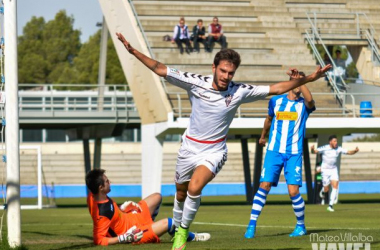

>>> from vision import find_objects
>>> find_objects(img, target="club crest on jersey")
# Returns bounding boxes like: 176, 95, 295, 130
170, 68, 180, 75
225, 94, 233, 107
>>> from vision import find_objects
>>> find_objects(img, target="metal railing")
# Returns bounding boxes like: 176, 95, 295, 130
167, 91, 380, 118
304, 12, 380, 103
306, 12, 380, 64
18, 84, 136, 112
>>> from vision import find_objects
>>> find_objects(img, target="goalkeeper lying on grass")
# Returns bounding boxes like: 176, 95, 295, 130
85, 169, 210, 246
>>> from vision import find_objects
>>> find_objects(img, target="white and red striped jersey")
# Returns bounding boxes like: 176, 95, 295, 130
166, 67, 269, 151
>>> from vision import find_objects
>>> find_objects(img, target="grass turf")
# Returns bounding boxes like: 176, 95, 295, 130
2, 194, 380, 249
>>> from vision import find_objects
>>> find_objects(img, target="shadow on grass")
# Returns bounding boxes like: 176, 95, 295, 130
339, 199, 380, 204
52, 243, 94, 250
22, 231, 56, 236
74, 235, 93, 241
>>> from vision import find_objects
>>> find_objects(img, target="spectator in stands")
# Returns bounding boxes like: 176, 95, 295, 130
172, 17, 192, 54
332, 50, 347, 89
333, 50, 346, 70
85, 169, 210, 246
207, 16, 227, 52
192, 19, 207, 53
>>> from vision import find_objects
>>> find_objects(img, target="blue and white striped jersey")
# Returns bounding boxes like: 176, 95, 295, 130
267, 94, 315, 155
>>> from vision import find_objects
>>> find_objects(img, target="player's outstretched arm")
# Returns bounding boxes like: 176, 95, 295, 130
268, 65, 332, 96
259, 115, 273, 146
347, 147, 359, 155
116, 32, 167, 77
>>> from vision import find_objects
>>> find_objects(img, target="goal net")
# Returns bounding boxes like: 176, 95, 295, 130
0, 145, 55, 209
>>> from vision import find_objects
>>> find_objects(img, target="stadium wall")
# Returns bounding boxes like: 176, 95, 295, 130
0, 142, 378, 198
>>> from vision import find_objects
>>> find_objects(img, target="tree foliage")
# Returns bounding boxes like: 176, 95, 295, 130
18, 10, 126, 85
352, 134, 380, 142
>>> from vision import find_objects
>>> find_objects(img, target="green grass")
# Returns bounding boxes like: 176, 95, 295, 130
2, 194, 380, 249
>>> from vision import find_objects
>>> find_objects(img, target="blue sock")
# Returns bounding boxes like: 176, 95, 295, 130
167, 218, 176, 236
187, 232, 195, 241
248, 188, 269, 226
167, 218, 195, 241
290, 193, 305, 226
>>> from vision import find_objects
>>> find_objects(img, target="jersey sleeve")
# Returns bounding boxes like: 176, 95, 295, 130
93, 216, 112, 245
316, 145, 327, 153
165, 67, 195, 91
267, 97, 275, 117
240, 85, 270, 104
305, 103, 316, 114
339, 147, 348, 154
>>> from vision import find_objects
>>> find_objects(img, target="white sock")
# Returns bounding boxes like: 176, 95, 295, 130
329, 188, 338, 207
181, 192, 201, 228
173, 194, 184, 228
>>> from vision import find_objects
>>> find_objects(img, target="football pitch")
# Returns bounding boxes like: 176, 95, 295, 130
2, 194, 380, 250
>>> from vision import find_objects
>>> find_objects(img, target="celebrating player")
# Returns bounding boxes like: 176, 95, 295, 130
116, 32, 331, 250
244, 72, 314, 239
85, 169, 210, 246
311, 135, 359, 212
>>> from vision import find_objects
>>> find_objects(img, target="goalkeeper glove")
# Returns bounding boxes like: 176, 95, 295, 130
120, 201, 142, 213
117, 226, 143, 243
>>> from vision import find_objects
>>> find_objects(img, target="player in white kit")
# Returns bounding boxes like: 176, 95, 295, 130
116, 32, 332, 250
311, 135, 359, 212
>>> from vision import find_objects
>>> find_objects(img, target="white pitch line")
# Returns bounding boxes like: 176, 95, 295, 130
193, 222, 375, 230
19, 222, 377, 231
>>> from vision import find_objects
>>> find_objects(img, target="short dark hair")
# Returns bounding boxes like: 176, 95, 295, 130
329, 135, 337, 142
85, 169, 106, 194
213, 49, 241, 69
335, 50, 341, 54
197, 19, 203, 23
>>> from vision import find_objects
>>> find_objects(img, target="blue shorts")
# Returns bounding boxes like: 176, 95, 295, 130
260, 150, 303, 187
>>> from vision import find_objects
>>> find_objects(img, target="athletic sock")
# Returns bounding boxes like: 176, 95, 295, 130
248, 188, 269, 227
329, 188, 338, 207
181, 192, 201, 228
173, 194, 184, 228
168, 217, 195, 241
291, 193, 305, 226
151, 196, 162, 221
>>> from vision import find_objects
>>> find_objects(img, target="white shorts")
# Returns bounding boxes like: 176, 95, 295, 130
174, 147, 227, 184
321, 168, 339, 187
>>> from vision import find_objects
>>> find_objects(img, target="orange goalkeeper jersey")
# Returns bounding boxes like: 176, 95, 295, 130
87, 193, 159, 246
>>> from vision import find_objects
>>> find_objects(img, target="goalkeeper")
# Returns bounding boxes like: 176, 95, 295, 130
86, 169, 210, 246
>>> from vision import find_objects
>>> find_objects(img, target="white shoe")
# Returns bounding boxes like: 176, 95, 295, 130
327, 206, 334, 212
193, 233, 211, 242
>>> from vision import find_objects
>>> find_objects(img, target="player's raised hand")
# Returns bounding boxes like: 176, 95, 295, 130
259, 137, 266, 147
286, 68, 300, 79
309, 64, 332, 81
116, 32, 134, 54
118, 226, 143, 243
